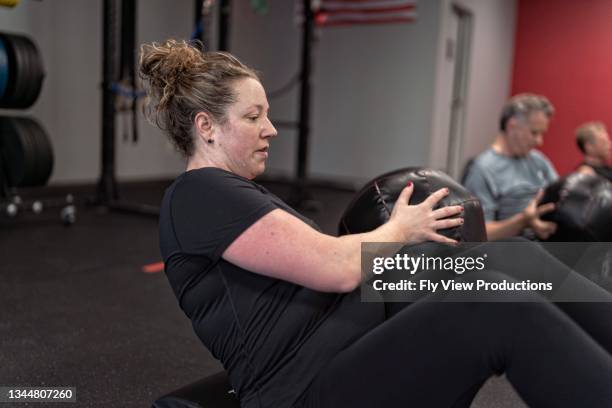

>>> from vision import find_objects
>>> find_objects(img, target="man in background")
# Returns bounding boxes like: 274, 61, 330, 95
575, 121, 612, 181
464, 93, 558, 241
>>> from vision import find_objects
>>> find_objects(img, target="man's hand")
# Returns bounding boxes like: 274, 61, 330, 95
523, 190, 557, 240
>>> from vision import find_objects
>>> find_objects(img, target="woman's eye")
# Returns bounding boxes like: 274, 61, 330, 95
248, 116, 258, 121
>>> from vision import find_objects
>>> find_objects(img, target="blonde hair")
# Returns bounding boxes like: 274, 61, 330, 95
139, 39, 259, 157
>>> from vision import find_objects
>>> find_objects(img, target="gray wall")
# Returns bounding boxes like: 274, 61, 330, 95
430, 0, 516, 173
0, 0, 516, 186
231, 0, 443, 185
228, 0, 516, 184
458, 0, 516, 162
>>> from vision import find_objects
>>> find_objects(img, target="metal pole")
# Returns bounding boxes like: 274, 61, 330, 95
218, 0, 231, 51
290, 0, 314, 207
97, 0, 119, 203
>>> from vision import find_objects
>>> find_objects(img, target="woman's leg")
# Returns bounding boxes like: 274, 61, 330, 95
387, 239, 612, 352
299, 272, 612, 408
478, 238, 612, 353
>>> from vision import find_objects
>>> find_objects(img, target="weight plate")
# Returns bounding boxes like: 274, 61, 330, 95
0, 116, 52, 187
19, 117, 40, 186
23, 116, 53, 186
0, 34, 18, 106
18, 36, 44, 107
0, 33, 44, 108
0, 117, 25, 186
14, 117, 38, 186
7, 36, 29, 108
11, 36, 33, 109
28, 38, 45, 104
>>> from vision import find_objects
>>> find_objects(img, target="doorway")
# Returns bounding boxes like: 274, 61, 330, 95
445, 4, 473, 180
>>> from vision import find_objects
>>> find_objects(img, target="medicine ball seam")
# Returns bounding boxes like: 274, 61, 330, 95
339, 219, 350, 235
373, 180, 392, 217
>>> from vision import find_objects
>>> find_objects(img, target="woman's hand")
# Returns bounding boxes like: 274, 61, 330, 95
388, 182, 464, 245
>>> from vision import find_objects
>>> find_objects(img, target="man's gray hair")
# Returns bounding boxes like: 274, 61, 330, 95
499, 93, 555, 132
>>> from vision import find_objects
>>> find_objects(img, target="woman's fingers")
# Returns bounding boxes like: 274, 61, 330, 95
394, 186, 465, 245
432, 217, 464, 230
432, 205, 463, 220
397, 181, 414, 205
428, 232, 458, 245
423, 187, 449, 208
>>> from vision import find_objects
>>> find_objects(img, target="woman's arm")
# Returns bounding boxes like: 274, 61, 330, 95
223, 184, 463, 293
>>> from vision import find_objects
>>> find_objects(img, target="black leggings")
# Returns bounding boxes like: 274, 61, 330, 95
297, 241, 612, 408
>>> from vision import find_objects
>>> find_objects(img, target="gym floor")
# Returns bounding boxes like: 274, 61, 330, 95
1, 180, 526, 407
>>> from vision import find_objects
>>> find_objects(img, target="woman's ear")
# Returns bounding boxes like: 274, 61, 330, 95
194, 111, 214, 141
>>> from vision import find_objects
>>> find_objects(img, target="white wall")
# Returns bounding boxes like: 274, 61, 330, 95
0, 0, 190, 184
228, 0, 301, 180
430, 0, 516, 175
231, 0, 443, 185
0, 0, 516, 186
233, 0, 516, 185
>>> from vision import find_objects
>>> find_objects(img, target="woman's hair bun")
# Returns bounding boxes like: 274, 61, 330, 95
139, 39, 204, 109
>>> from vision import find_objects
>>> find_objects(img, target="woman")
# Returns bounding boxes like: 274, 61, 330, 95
140, 39, 612, 408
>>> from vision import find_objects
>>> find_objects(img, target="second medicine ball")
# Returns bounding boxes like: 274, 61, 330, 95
540, 172, 612, 241
338, 167, 487, 242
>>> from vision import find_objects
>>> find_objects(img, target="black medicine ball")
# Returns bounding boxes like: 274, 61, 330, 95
541, 172, 612, 242
338, 167, 487, 242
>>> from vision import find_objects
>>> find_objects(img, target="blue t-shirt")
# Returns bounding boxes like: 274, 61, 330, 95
159, 167, 384, 408
464, 148, 558, 222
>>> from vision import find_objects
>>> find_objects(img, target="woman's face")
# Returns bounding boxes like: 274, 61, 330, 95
216, 77, 277, 179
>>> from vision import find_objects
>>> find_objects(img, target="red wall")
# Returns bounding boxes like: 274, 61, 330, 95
512, 0, 612, 175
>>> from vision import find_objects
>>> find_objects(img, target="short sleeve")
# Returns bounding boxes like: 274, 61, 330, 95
541, 154, 559, 183
463, 162, 498, 221
169, 169, 277, 262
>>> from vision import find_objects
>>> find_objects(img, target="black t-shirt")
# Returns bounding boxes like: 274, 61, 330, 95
590, 164, 612, 182
577, 162, 612, 182
159, 168, 384, 408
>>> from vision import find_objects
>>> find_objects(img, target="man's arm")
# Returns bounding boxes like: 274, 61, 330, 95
485, 213, 527, 241
576, 164, 596, 176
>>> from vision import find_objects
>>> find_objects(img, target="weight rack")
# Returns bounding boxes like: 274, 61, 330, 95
0, 32, 76, 225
